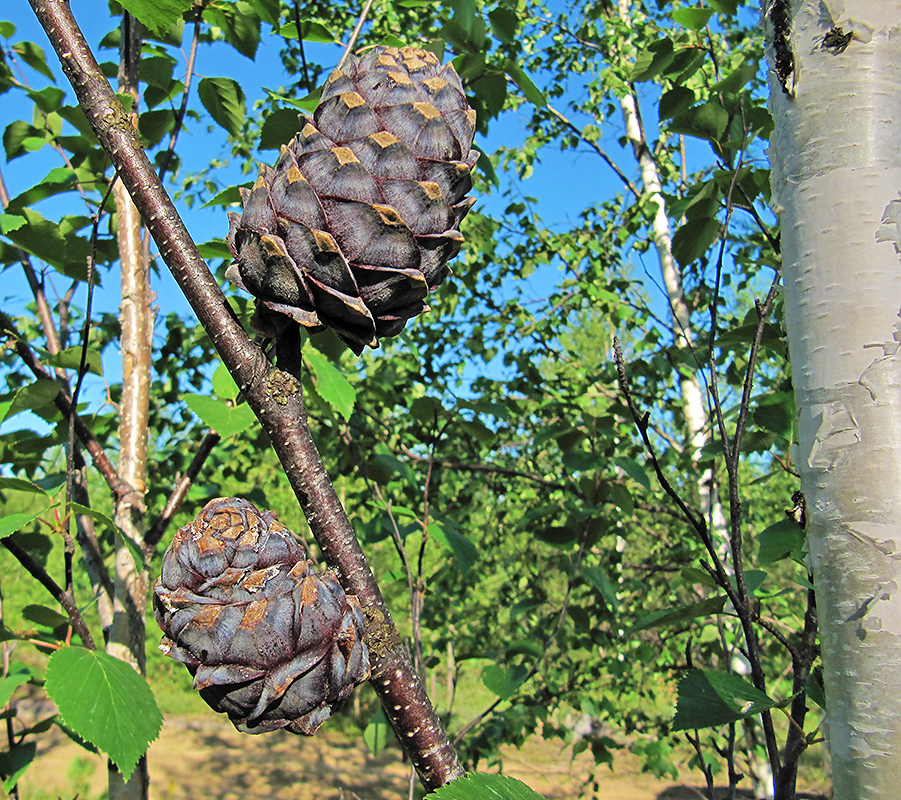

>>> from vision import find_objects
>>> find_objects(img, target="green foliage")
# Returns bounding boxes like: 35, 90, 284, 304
425, 772, 547, 799
45, 648, 163, 781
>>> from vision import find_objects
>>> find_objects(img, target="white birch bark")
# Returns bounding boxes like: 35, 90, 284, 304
767, 2, 901, 795
616, 0, 725, 535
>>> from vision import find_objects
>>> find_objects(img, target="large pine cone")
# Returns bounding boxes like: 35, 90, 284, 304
226, 46, 478, 355
153, 498, 369, 735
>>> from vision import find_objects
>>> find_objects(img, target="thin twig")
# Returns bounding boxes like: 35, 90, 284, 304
0, 311, 127, 500
144, 429, 221, 551
1, 538, 95, 649
157, 12, 203, 184
339, 0, 375, 71
547, 104, 641, 199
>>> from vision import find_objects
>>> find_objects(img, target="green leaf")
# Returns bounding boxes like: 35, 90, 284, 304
22, 604, 69, 630
196, 238, 233, 258
534, 525, 578, 548
631, 38, 673, 82
266, 88, 320, 113
44, 345, 103, 377
212, 361, 241, 401
711, 59, 758, 95
628, 595, 727, 633
707, 0, 739, 13
0, 22, 16, 39
3, 121, 42, 161
198, 77, 246, 137
672, 216, 720, 267
6, 379, 61, 419
204, 1, 261, 59
44, 647, 162, 781
805, 666, 826, 711
363, 705, 389, 756
259, 107, 304, 150
482, 664, 527, 701
202, 186, 244, 208
672, 8, 714, 30
473, 143, 498, 185
304, 349, 356, 420
0, 213, 25, 234
670, 102, 729, 143
0, 477, 49, 495
426, 772, 547, 799
612, 456, 651, 490
489, 8, 518, 43
117, 0, 193, 34
429, 522, 478, 573
66, 503, 144, 570
672, 669, 778, 732
184, 394, 256, 439
504, 60, 546, 108
0, 509, 50, 539
0, 672, 30, 708
758, 518, 805, 564
0, 742, 36, 793
659, 87, 695, 121
582, 566, 618, 610
12, 42, 55, 81
4, 208, 67, 270
277, 20, 338, 43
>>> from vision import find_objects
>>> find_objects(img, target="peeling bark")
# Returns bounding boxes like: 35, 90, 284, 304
767, 1, 901, 795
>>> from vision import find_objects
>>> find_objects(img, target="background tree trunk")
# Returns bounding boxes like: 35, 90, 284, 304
767, 1, 901, 795
108, 13, 153, 800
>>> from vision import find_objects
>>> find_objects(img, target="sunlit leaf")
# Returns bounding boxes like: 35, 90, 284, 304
304, 349, 356, 420
672, 8, 714, 30
44, 345, 103, 377
184, 394, 256, 439
426, 772, 546, 799
198, 77, 246, 137
672, 669, 778, 732
45, 648, 162, 781
363, 706, 389, 756
0, 672, 30, 708
117, 0, 192, 34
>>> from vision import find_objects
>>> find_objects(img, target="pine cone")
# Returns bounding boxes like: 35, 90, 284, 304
226, 46, 478, 355
153, 498, 370, 735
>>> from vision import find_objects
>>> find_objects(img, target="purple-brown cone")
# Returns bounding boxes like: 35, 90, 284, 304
226, 46, 478, 355
153, 498, 370, 735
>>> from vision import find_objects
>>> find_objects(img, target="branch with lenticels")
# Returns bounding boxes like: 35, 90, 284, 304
27, 0, 463, 790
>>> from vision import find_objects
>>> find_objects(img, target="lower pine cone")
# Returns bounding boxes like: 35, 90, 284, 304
153, 497, 370, 735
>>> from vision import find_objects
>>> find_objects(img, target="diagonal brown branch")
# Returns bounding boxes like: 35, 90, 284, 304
27, 1, 463, 789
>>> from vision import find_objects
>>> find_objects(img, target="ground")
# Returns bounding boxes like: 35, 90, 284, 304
26, 714, 831, 800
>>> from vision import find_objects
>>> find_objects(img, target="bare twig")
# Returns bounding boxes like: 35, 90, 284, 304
144, 429, 221, 551
1, 537, 95, 650
0, 311, 127, 500
338, 0, 375, 71
547, 104, 641, 199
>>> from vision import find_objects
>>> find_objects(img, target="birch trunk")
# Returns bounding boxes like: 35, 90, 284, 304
616, 0, 725, 535
108, 14, 153, 800
767, 2, 901, 795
